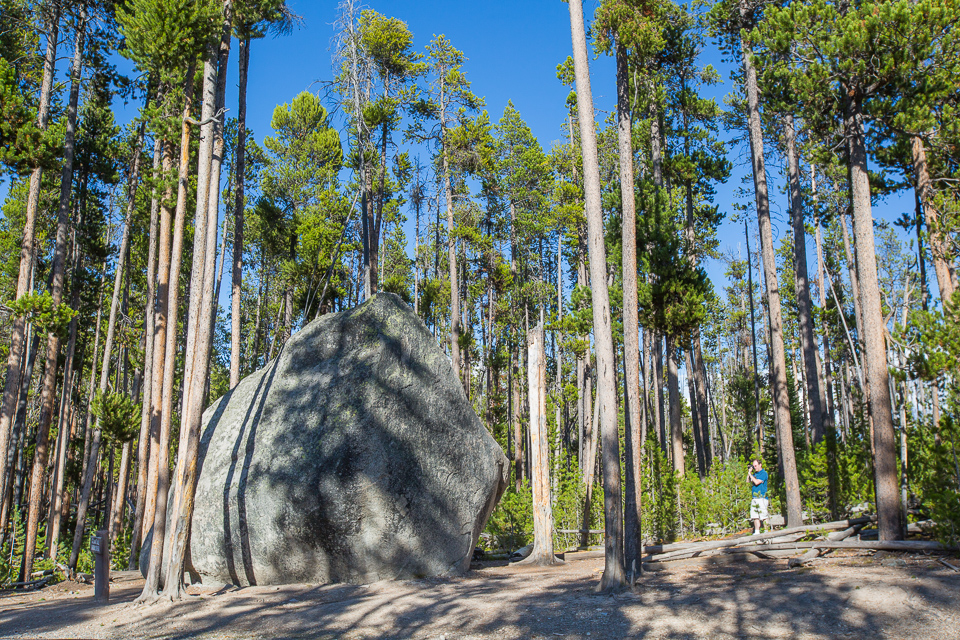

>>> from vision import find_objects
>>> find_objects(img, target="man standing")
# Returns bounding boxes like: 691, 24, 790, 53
748, 458, 769, 534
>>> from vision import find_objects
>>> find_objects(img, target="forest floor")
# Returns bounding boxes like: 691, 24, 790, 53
1, 548, 958, 639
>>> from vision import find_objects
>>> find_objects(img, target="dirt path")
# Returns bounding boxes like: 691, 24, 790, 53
1, 550, 958, 639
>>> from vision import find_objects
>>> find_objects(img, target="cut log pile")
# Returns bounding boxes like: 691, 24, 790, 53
641, 518, 956, 567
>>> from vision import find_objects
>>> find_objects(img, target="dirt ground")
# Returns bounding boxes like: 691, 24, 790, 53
1, 549, 958, 640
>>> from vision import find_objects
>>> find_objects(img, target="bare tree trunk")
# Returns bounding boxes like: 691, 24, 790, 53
22, 10, 86, 579
521, 323, 559, 565
654, 333, 666, 453
230, 36, 250, 389
616, 40, 642, 576
667, 339, 684, 476
738, 7, 802, 526
812, 166, 840, 519
139, 67, 197, 602
0, 5, 59, 509
69, 103, 147, 575
568, 0, 625, 590
109, 440, 132, 544
784, 115, 825, 445
442, 83, 460, 382
130, 137, 163, 569
46, 219, 84, 562
141, 137, 175, 552
843, 93, 900, 541
911, 136, 955, 305
692, 335, 712, 469
164, 4, 233, 599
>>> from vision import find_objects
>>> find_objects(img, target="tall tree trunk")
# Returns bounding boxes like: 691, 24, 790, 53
911, 136, 956, 305
68, 103, 146, 574
738, 6, 802, 526
443, 87, 460, 383
843, 93, 901, 541
130, 137, 163, 569
139, 67, 197, 602
164, 4, 233, 599
667, 339, 683, 476
0, 3, 59, 523
109, 440, 132, 544
654, 333, 666, 453
616, 40, 642, 577
568, 0, 625, 590
522, 323, 559, 566
230, 36, 250, 389
745, 222, 763, 451
46, 223, 83, 562
22, 9, 87, 580
784, 115, 826, 445
692, 335, 712, 470
812, 167, 839, 519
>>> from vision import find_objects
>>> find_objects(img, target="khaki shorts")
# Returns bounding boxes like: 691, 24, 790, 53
750, 497, 769, 521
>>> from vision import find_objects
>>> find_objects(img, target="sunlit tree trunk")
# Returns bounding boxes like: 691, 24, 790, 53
567, 0, 625, 591
911, 136, 956, 305
0, 4, 59, 511
231, 36, 250, 389
738, 0, 802, 526
616, 40, 642, 576
139, 67, 197, 602
521, 323, 559, 565
22, 9, 87, 579
843, 93, 900, 541
129, 137, 163, 569
163, 4, 233, 599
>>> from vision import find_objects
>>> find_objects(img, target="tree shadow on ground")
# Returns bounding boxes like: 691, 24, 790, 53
2, 556, 956, 639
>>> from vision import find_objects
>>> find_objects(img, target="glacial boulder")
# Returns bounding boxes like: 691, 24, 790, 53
185, 293, 508, 586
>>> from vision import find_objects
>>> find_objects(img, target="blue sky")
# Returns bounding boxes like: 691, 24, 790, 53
2, 0, 915, 304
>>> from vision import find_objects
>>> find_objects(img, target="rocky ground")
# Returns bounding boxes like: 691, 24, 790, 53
1, 549, 958, 639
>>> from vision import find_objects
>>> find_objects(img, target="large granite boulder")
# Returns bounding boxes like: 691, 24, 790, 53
186, 293, 508, 586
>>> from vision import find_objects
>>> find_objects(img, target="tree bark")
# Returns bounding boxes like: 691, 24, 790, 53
230, 36, 250, 389
738, 8, 802, 526
784, 115, 826, 445
521, 323, 559, 566
616, 40, 642, 577
911, 136, 955, 306
22, 9, 86, 580
164, 3, 233, 599
843, 93, 901, 541
0, 3, 59, 526
567, 0, 625, 591
443, 81, 460, 383
130, 137, 163, 569
667, 338, 684, 476
139, 66, 197, 602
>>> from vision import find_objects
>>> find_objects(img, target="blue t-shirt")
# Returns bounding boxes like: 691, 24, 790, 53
752, 469, 768, 498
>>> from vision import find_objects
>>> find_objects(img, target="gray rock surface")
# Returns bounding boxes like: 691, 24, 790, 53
186, 293, 508, 586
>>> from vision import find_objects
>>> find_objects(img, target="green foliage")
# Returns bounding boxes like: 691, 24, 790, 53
484, 482, 532, 551
91, 391, 140, 444
639, 438, 677, 542
551, 461, 604, 551
117, 0, 221, 80
8, 291, 77, 337
677, 458, 753, 537
0, 58, 56, 173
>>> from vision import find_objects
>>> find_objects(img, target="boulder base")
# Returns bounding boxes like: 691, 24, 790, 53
187, 293, 507, 586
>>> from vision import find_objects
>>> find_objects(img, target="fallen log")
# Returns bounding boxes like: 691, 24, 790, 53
647, 539, 953, 563
1, 575, 52, 591
646, 517, 875, 562
790, 523, 864, 567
